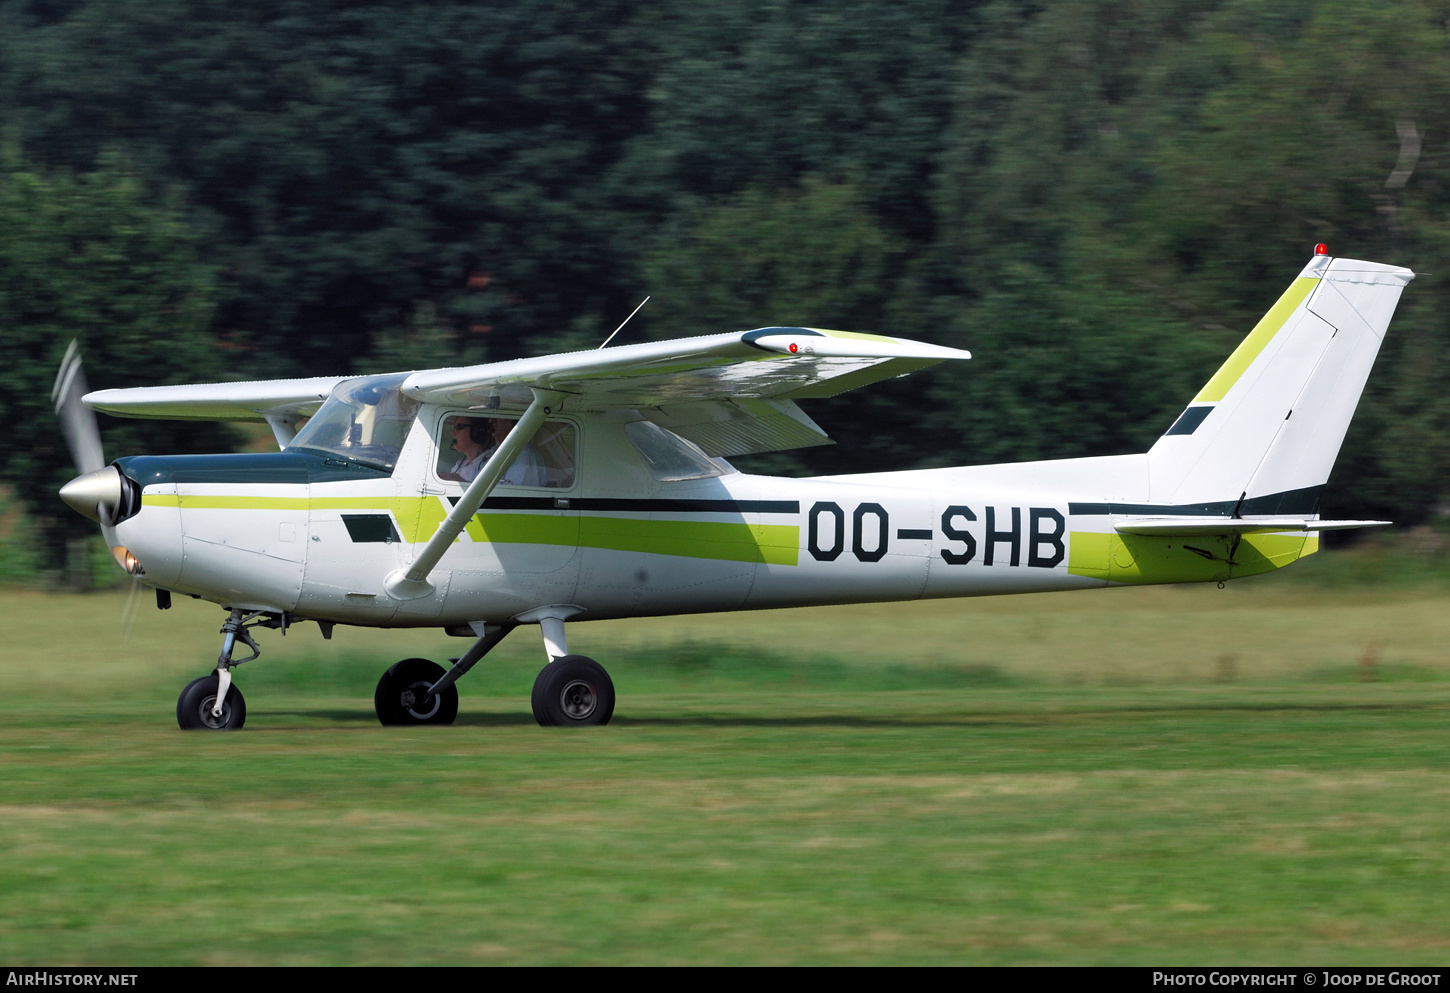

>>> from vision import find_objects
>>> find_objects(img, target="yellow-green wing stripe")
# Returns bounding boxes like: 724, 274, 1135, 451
1194, 277, 1318, 403
809, 327, 900, 345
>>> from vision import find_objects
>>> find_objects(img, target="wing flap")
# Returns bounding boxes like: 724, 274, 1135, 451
644, 398, 833, 457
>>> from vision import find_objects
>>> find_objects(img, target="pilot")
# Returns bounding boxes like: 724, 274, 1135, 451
442, 416, 547, 486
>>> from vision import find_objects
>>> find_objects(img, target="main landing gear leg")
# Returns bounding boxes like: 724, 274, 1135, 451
177, 608, 263, 731
527, 614, 615, 728
373, 623, 517, 726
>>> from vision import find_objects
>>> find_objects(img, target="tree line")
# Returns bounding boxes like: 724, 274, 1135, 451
2, 0, 1447, 564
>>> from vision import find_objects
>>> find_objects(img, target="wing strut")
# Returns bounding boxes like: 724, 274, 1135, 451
384, 388, 564, 601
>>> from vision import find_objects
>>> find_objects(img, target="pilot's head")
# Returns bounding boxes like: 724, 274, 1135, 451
450, 417, 494, 457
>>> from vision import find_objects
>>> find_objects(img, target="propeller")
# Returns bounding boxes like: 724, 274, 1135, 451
53, 340, 122, 524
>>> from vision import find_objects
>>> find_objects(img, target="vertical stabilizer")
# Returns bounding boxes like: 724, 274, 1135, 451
1146, 254, 1413, 514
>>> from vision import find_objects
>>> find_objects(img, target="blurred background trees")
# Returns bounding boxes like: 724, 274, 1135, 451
1, 0, 1448, 563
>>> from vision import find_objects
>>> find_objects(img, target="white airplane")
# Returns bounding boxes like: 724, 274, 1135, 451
54, 248, 1411, 730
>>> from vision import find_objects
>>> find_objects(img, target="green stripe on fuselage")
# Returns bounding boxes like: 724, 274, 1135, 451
142, 494, 798, 565
468, 512, 798, 566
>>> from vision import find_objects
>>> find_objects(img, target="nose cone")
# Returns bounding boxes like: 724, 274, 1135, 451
59, 466, 122, 522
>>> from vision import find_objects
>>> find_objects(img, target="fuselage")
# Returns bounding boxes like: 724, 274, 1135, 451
105, 406, 1317, 628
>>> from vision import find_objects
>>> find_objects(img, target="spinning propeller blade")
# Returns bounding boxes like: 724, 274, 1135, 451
52, 340, 105, 475
53, 341, 122, 523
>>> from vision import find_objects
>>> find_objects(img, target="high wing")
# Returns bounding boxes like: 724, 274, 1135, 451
84, 377, 348, 423
399, 328, 968, 408
84, 375, 349, 448
399, 327, 969, 456
84, 327, 971, 457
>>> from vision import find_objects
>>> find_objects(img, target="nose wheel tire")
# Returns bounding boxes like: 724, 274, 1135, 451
177, 675, 247, 731
375, 657, 458, 726
531, 655, 614, 727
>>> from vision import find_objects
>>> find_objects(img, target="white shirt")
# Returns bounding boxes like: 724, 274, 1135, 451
450, 443, 548, 486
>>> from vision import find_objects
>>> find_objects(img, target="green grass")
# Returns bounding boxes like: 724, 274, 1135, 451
2, 565, 1450, 964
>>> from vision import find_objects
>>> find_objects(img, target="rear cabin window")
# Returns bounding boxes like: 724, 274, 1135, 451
437, 415, 576, 488
625, 420, 730, 481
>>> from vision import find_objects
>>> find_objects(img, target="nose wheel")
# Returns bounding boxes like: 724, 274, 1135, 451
375, 657, 459, 725
531, 655, 615, 727
177, 675, 247, 730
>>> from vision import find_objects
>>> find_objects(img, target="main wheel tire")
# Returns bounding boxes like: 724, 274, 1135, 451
177, 674, 247, 731
531, 655, 614, 727
374, 657, 458, 726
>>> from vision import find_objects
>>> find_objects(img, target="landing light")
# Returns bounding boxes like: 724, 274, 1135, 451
1315, 243, 1329, 255
111, 546, 143, 576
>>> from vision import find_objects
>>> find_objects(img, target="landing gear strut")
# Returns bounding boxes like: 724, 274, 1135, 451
522, 609, 614, 727
176, 608, 276, 730
366, 610, 618, 728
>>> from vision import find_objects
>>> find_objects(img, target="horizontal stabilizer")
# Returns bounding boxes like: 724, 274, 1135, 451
1114, 517, 1391, 536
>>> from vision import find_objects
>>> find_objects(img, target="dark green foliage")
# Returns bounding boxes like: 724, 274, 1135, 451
0, 0, 656, 372
0, 150, 227, 554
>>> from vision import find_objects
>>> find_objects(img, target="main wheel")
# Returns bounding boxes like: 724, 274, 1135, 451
375, 657, 458, 726
177, 674, 247, 731
531, 655, 615, 727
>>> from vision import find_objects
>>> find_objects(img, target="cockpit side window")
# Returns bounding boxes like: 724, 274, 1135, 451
288, 374, 419, 473
436, 414, 577, 488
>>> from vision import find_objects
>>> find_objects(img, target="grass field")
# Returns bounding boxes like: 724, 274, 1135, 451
2, 556, 1449, 965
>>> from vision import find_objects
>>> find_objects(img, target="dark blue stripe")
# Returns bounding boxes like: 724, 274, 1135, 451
1240, 486, 1323, 516
459, 496, 800, 514
118, 452, 390, 486
1070, 486, 1322, 518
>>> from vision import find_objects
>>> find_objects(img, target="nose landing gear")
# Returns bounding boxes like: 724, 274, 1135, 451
176, 608, 278, 731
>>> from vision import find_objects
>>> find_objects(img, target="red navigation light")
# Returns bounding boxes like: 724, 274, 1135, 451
788, 342, 799, 353
1314, 243, 1329, 256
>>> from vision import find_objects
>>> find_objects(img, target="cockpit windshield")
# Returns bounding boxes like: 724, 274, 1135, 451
287, 374, 420, 472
